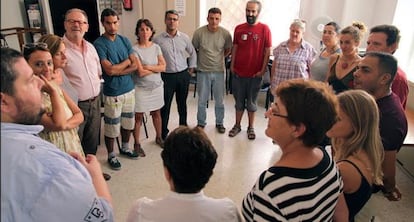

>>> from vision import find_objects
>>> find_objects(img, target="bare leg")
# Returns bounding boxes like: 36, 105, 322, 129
235, 110, 244, 127
121, 127, 132, 144
133, 112, 144, 144
248, 111, 255, 128
151, 109, 162, 139
104, 136, 114, 157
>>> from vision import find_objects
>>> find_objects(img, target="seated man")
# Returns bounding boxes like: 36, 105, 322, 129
1, 47, 113, 221
126, 126, 241, 222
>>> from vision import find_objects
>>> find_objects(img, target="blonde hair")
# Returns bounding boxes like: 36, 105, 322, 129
38, 34, 63, 57
332, 90, 384, 184
340, 21, 367, 43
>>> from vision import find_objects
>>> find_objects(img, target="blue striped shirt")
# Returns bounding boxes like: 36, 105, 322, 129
153, 31, 197, 73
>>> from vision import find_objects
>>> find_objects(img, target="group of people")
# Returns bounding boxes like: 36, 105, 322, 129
1, 0, 410, 221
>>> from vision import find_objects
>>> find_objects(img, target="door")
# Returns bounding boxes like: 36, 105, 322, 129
48, 0, 100, 42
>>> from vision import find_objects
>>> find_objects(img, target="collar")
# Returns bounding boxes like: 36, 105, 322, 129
1, 122, 44, 135
63, 35, 87, 51
166, 190, 205, 200
162, 31, 181, 38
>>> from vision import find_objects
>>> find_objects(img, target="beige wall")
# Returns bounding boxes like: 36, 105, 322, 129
117, 0, 198, 44
1, 0, 28, 50
408, 83, 414, 110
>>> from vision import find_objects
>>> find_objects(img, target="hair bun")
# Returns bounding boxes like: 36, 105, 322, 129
352, 21, 367, 34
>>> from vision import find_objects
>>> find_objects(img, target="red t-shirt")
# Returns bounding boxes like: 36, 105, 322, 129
232, 22, 272, 77
391, 67, 409, 109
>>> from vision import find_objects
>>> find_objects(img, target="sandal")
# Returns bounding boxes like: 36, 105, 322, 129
228, 125, 241, 137
247, 127, 256, 140
155, 137, 165, 148
134, 144, 146, 157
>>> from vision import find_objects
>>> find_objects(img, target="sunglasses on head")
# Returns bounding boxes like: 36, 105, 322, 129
22, 42, 49, 59
23, 42, 48, 50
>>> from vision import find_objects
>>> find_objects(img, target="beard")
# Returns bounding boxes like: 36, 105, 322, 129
246, 15, 257, 25
14, 99, 46, 125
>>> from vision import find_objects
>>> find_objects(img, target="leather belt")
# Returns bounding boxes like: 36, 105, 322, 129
79, 95, 99, 103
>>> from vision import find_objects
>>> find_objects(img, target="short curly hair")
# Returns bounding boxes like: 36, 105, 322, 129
274, 79, 338, 147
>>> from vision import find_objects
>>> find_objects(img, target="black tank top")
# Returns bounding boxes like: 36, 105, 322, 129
328, 55, 356, 94
337, 159, 372, 222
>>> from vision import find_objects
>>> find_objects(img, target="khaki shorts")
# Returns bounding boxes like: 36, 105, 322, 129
103, 90, 135, 138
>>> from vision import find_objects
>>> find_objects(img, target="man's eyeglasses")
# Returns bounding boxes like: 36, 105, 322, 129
66, 19, 88, 25
268, 102, 289, 118
166, 17, 178, 22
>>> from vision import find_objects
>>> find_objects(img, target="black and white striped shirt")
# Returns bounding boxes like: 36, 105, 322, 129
242, 148, 343, 222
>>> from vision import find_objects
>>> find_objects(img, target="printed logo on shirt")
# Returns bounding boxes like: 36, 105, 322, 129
83, 198, 108, 222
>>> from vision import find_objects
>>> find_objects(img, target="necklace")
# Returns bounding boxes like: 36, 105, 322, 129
340, 56, 358, 69
341, 61, 349, 69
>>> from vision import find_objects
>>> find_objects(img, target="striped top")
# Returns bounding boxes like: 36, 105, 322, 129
242, 148, 343, 222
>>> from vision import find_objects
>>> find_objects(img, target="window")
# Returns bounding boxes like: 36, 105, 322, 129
199, 0, 301, 49
393, 0, 414, 82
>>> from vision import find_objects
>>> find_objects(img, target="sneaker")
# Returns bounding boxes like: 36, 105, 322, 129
119, 149, 139, 159
216, 124, 226, 133
108, 156, 121, 170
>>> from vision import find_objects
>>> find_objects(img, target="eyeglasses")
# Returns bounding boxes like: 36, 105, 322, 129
166, 17, 178, 22
66, 19, 88, 25
268, 102, 289, 118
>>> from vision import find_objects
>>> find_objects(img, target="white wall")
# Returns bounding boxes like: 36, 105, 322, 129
300, 0, 398, 49
1, 0, 29, 50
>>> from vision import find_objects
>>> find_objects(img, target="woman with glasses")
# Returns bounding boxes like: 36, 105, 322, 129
38, 34, 78, 103
327, 90, 384, 222
23, 43, 84, 156
242, 79, 347, 221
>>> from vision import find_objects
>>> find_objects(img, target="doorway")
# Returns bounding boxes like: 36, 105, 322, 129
48, 0, 100, 42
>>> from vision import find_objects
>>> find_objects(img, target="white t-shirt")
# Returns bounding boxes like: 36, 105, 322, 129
126, 191, 241, 222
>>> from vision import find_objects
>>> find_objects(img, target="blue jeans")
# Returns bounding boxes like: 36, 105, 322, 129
197, 72, 225, 126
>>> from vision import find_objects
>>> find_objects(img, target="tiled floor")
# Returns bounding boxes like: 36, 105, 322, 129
96, 91, 414, 222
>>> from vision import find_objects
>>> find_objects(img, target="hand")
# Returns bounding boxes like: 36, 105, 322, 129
383, 187, 402, 201
188, 68, 195, 74
70, 152, 103, 178
39, 75, 56, 95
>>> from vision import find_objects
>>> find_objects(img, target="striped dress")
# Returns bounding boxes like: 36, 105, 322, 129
242, 148, 342, 222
